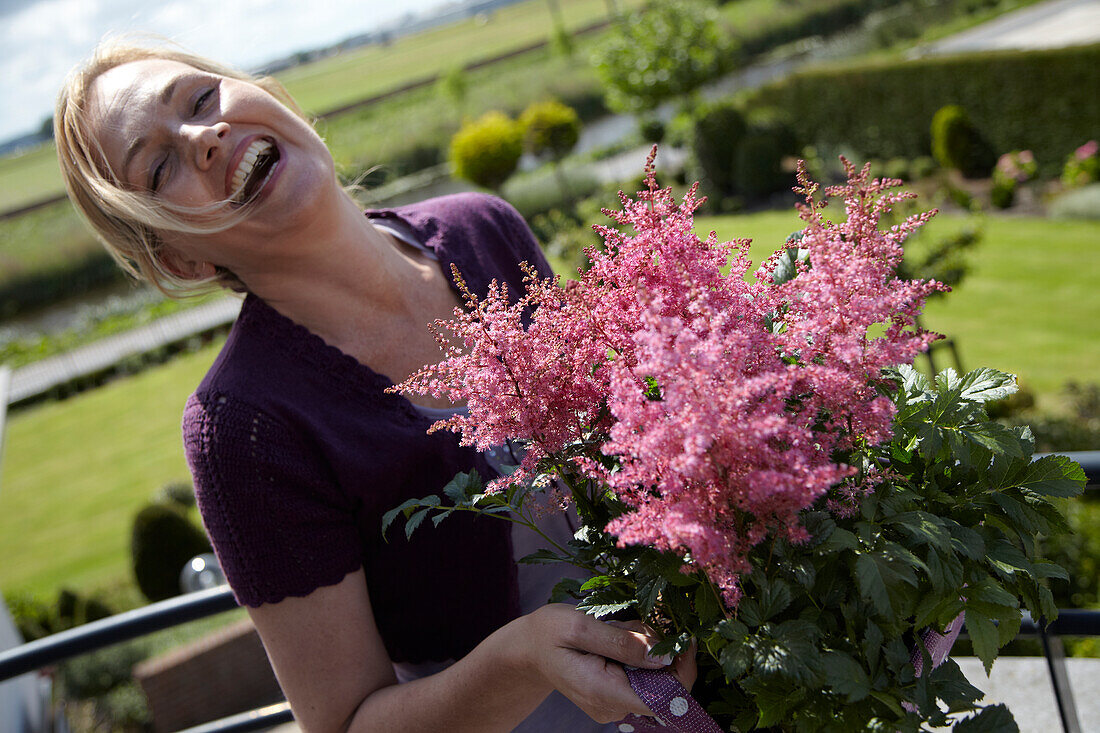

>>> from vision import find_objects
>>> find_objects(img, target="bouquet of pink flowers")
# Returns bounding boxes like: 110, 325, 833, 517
388, 152, 1084, 731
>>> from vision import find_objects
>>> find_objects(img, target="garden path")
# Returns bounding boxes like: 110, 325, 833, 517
922, 0, 1100, 55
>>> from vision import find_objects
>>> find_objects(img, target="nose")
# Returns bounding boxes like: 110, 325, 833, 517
183, 121, 230, 171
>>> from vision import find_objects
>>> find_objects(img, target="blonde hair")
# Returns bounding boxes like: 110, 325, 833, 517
55, 38, 312, 297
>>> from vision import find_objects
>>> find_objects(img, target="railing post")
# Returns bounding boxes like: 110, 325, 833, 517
1038, 623, 1082, 733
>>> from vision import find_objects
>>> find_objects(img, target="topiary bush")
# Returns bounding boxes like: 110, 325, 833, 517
689, 99, 748, 198
156, 480, 197, 509
518, 100, 580, 162
930, 104, 996, 179
131, 503, 212, 602
449, 111, 523, 191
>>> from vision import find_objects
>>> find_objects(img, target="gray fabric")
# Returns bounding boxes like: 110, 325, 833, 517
404, 403, 616, 732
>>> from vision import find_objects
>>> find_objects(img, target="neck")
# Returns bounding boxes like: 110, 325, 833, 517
237, 193, 428, 347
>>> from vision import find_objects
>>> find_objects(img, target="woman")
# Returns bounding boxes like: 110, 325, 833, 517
55, 41, 695, 732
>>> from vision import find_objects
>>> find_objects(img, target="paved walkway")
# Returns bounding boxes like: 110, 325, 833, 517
5, 297, 241, 406
922, 0, 1100, 55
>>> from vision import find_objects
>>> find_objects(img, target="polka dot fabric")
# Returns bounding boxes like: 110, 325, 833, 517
619, 668, 723, 732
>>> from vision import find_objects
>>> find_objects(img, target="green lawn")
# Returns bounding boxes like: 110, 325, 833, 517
0, 342, 221, 595
0, 143, 65, 213
699, 210, 1100, 404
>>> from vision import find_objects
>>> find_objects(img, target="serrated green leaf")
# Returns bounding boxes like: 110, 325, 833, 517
956, 368, 1018, 404
431, 508, 455, 527
381, 496, 435, 536
969, 579, 1020, 609
716, 618, 750, 641
929, 658, 984, 708
855, 554, 894, 617
895, 363, 933, 396
1030, 559, 1069, 582
821, 527, 859, 552
550, 577, 583, 603
442, 470, 481, 505
719, 639, 754, 679
952, 703, 1019, 732
965, 609, 999, 675
943, 521, 985, 560
986, 539, 1033, 580
1015, 455, 1087, 497
950, 422, 1025, 458
888, 511, 952, 551
823, 651, 871, 701
578, 599, 634, 618
519, 548, 570, 565
405, 508, 431, 540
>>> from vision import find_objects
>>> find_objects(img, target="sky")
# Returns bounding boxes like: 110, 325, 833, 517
0, 0, 450, 144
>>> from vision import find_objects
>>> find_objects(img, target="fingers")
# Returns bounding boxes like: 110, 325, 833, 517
554, 608, 670, 669
670, 637, 698, 691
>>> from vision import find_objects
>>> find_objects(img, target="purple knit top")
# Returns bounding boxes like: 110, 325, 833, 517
182, 193, 553, 664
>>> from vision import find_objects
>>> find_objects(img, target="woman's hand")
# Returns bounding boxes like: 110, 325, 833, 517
511, 604, 698, 724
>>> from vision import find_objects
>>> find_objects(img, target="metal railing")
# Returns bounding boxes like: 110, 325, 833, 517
0, 450, 1096, 732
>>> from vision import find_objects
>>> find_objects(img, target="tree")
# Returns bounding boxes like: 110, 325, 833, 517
592, 0, 734, 113
519, 100, 581, 197
449, 111, 524, 191
436, 64, 469, 120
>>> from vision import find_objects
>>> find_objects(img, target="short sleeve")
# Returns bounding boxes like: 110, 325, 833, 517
183, 392, 362, 607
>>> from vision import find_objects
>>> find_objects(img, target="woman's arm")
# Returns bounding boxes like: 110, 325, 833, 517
249, 568, 681, 733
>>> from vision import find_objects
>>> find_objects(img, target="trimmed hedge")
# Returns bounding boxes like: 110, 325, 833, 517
746, 44, 1100, 178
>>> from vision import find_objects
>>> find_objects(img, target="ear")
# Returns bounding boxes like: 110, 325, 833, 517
158, 245, 217, 281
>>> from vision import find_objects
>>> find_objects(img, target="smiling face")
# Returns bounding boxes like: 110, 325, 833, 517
86, 58, 337, 276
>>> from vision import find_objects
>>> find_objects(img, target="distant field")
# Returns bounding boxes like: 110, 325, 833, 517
279, 0, 642, 115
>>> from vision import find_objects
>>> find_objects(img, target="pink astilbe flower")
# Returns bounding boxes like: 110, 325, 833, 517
396, 150, 947, 606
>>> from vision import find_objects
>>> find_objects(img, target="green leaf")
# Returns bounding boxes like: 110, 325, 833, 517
956, 368, 1018, 404
430, 508, 455, 527
986, 539, 1033, 580
719, 638, 754, 679
518, 548, 570, 565
550, 577, 583, 603
855, 554, 894, 617
950, 422, 1024, 458
1015, 455, 1087, 497
442, 470, 482, 505
887, 511, 951, 551
952, 703, 1019, 732
716, 618, 749, 641
405, 508, 431, 540
822, 527, 859, 553
943, 520, 985, 560
381, 497, 432, 536
823, 650, 871, 702
965, 608, 999, 675
578, 599, 634, 619
894, 363, 932, 397
929, 658, 984, 708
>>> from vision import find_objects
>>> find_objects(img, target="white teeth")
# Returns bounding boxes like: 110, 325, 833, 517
229, 139, 273, 201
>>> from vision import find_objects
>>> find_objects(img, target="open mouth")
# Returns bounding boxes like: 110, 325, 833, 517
228, 138, 280, 206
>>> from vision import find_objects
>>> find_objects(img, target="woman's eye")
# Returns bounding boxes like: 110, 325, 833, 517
151, 159, 167, 192
193, 87, 215, 115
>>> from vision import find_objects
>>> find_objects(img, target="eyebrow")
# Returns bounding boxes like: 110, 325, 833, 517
120, 73, 186, 183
